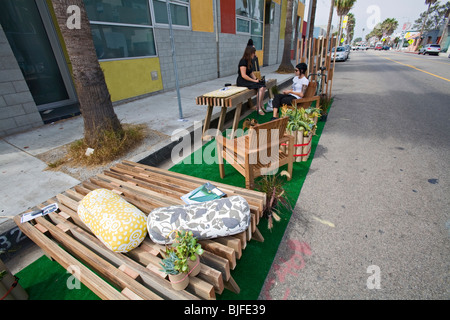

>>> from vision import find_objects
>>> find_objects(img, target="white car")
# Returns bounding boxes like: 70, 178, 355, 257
419, 44, 441, 55
331, 46, 348, 61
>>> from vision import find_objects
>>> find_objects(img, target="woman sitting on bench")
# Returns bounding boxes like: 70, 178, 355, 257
271, 62, 309, 119
237, 46, 267, 115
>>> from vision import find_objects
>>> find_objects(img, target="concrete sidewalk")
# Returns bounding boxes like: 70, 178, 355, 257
0, 63, 294, 267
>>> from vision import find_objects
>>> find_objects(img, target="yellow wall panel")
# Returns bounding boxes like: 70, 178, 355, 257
191, 0, 214, 33
280, 0, 287, 39
100, 58, 163, 102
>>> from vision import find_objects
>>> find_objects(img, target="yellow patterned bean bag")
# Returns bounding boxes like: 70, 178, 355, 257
78, 189, 147, 252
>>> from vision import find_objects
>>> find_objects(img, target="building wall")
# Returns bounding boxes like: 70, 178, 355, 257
263, 1, 282, 66
155, 28, 218, 91
0, 0, 295, 136
0, 24, 43, 137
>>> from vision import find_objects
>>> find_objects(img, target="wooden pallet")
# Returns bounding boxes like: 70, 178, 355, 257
14, 161, 266, 300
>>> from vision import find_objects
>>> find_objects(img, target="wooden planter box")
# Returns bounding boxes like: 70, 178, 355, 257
281, 130, 313, 162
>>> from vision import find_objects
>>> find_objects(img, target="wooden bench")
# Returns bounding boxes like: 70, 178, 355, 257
14, 161, 266, 300
196, 79, 277, 140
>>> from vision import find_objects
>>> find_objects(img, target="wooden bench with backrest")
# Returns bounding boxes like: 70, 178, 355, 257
291, 81, 321, 110
216, 117, 294, 189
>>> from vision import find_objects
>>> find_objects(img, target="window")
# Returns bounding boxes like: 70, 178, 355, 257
84, 0, 157, 60
153, 0, 190, 27
236, 0, 264, 50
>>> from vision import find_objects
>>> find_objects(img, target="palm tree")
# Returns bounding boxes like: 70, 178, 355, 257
345, 13, 356, 44
419, 0, 438, 47
335, 0, 357, 46
277, 0, 295, 73
381, 18, 399, 37
50, 0, 122, 147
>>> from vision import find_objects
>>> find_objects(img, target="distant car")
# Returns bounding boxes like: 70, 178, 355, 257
331, 46, 349, 61
382, 46, 390, 50
375, 42, 383, 50
419, 44, 441, 55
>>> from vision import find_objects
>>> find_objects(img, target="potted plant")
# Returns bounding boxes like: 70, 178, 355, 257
171, 230, 204, 277
257, 170, 292, 230
159, 250, 189, 291
281, 105, 316, 162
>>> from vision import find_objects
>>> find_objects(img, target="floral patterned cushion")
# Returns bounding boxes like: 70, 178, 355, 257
147, 196, 251, 244
78, 189, 147, 252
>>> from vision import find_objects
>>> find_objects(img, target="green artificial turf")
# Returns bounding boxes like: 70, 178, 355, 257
14, 107, 327, 300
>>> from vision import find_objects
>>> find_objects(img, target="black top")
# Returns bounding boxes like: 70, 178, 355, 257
236, 58, 265, 89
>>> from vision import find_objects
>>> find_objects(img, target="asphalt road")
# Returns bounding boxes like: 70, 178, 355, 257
260, 50, 450, 300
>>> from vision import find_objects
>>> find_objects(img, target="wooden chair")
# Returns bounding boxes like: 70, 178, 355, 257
291, 81, 321, 110
216, 117, 294, 189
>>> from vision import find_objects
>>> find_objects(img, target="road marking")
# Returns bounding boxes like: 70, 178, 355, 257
380, 56, 450, 82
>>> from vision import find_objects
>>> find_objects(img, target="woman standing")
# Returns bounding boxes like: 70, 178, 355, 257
271, 63, 309, 119
237, 46, 267, 115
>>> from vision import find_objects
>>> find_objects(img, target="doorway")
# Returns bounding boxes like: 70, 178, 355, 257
0, 0, 79, 122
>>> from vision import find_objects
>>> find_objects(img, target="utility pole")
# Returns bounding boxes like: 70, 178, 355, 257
166, 1, 186, 122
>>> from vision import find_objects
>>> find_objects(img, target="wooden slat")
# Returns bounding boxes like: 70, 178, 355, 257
34, 216, 163, 300
13, 216, 129, 300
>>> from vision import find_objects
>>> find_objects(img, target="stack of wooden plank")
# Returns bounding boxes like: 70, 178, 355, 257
14, 161, 266, 300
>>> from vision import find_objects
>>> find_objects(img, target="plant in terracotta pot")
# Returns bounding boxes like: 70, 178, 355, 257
159, 250, 189, 291
172, 230, 204, 277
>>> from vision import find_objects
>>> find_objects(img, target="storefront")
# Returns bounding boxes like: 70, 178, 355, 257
0, 0, 305, 136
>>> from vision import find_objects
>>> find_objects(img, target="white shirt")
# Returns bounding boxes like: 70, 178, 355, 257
289, 76, 309, 99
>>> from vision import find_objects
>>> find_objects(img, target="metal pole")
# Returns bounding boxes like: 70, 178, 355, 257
166, 0, 186, 121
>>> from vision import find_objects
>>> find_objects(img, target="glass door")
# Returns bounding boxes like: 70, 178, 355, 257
0, 0, 77, 112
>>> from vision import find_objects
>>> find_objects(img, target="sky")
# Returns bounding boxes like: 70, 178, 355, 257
305, 0, 433, 40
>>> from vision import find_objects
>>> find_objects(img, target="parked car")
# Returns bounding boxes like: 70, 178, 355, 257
419, 44, 441, 55
331, 46, 349, 61
375, 42, 383, 50
382, 46, 390, 50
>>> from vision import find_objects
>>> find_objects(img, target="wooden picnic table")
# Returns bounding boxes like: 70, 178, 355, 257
14, 161, 266, 300
196, 79, 277, 140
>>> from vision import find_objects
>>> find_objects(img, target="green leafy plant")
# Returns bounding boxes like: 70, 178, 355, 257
172, 230, 204, 262
304, 106, 321, 119
159, 250, 188, 275
257, 170, 292, 230
281, 105, 316, 136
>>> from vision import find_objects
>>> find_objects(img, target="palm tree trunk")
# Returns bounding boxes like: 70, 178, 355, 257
419, 3, 432, 48
277, 0, 295, 73
337, 15, 343, 46
51, 0, 122, 147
